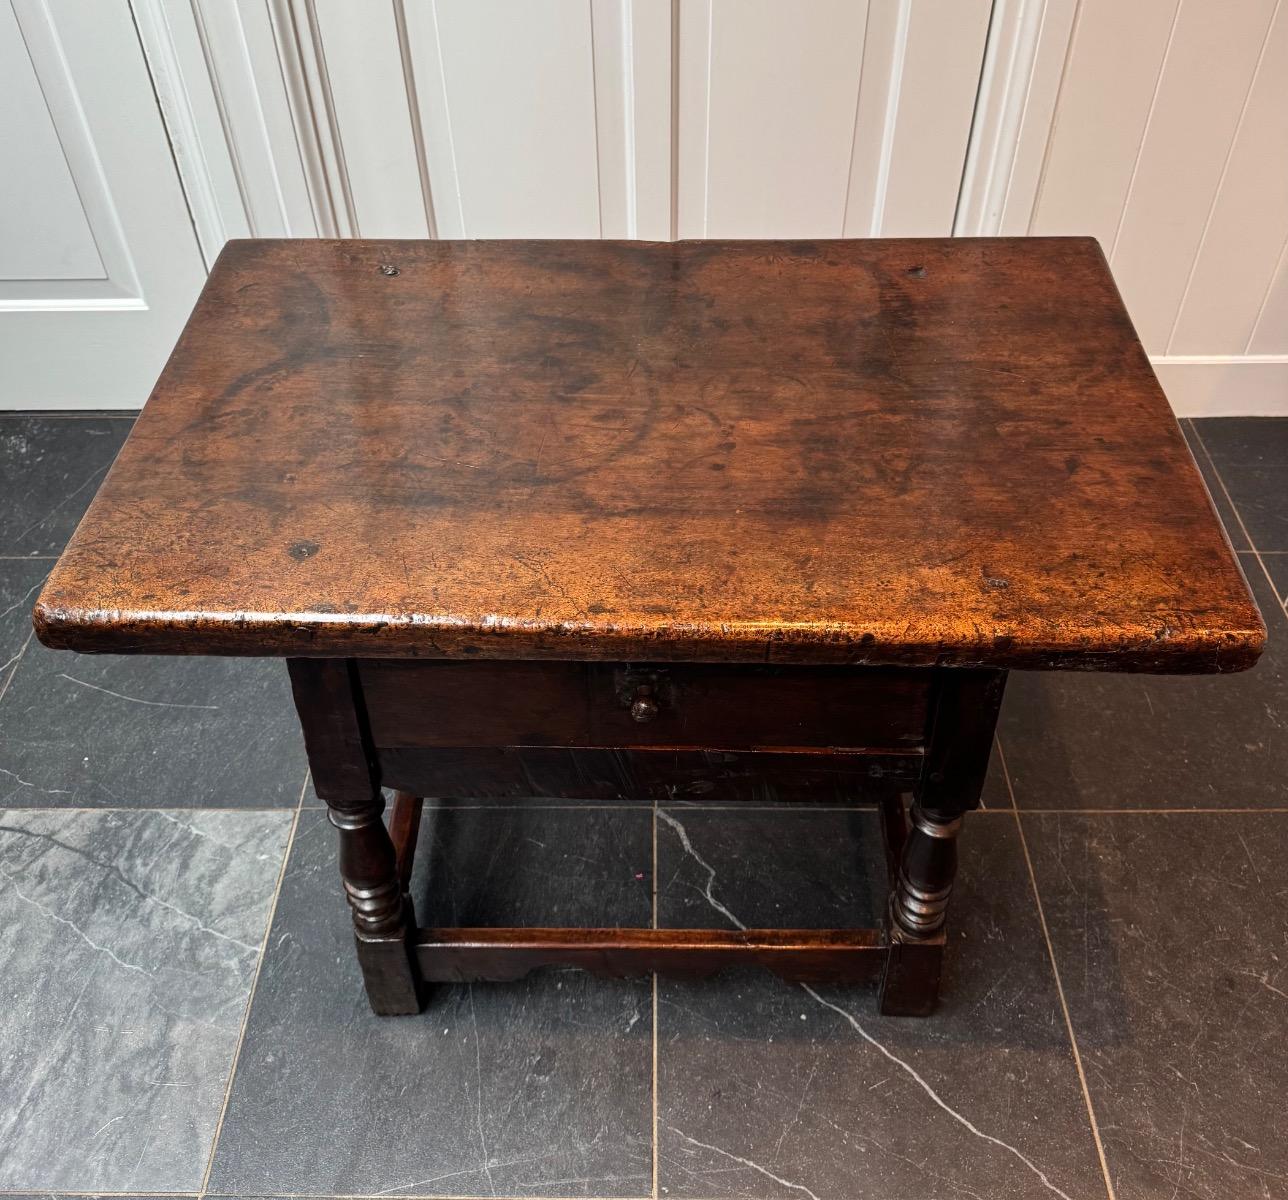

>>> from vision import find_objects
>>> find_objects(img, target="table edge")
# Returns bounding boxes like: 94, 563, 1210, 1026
31, 600, 1266, 675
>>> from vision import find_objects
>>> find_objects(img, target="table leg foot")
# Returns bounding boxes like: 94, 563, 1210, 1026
355, 898, 423, 1015
333, 806, 425, 1015
878, 934, 944, 1016
880, 803, 961, 1015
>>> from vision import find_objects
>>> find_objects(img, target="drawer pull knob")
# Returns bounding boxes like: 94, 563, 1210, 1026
629, 686, 660, 723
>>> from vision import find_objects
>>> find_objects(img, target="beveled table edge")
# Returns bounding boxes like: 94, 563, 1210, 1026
32, 600, 1266, 674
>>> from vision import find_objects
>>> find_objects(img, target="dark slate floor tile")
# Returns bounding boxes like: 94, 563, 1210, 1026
417, 802, 653, 927
0, 639, 307, 808
1192, 417, 1288, 551
657, 806, 888, 930
208, 806, 653, 1197
1181, 420, 1250, 551
1001, 556, 1287, 809
0, 808, 292, 1192
0, 558, 48, 697
0, 415, 132, 555
654, 808, 1108, 1200
1264, 553, 1288, 609
1024, 811, 1288, 1200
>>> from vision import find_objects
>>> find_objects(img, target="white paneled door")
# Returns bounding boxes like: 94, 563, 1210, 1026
0, 0, 206, 409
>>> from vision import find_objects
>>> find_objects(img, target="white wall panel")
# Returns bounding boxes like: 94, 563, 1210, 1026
405, 0, 603, 238
0, 0, 104, 280
168, 0, 992, 248
617, 0, 674, 240
677, 0, 870, 238
1168, 0, 1288, 355
1249, 253, 1288, 356
1028, 0, 1178, 247
676, 0, 988, 240
183, 0, 318, 239
1108, 0, 1278, 350
1002, 0, 1288, 413
0, 0, 205, 407
310, 0, 431, 238
955, 0, 1079, 237
872, 0, 991, 237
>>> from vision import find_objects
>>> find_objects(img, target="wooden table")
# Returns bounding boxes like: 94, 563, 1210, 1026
35, 238, 1264, 1017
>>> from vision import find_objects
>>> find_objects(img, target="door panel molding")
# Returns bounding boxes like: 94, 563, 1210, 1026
0, 0, 205, 407
2, 0, 144, 309
153, 0, 989, 247
267, 0, 357, 237
132, 0, 328, 253
953, 0, 1078, 237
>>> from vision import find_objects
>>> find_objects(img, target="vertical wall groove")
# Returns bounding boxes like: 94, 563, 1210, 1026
392, 0, 438, 239
868, 0, 911, 237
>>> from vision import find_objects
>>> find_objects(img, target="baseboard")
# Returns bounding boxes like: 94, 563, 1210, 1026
0, 400, 143, 413
1151, 356, 1288, 417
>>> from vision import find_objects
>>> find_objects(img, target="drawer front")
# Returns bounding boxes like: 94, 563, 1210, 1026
588, 664, 928, 750
359, 660, 930, 753
360, 661, 591, 748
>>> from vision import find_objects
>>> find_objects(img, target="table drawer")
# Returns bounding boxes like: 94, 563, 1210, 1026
358, 660, 931, 753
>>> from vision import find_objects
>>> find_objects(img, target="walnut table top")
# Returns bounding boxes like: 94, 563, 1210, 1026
35, 237, 1263, 672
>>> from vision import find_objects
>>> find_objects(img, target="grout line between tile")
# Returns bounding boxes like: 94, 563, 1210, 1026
0, 554, 59, 560
1189, 423, 1281, 601
1001, 740, 1117, 1200
196, 800, 302, 1197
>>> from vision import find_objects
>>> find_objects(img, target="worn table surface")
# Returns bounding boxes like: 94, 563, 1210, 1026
35, 238, 1263, 671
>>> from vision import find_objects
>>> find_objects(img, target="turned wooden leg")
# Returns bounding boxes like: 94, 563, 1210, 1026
289, 658, 423, 1015
329, 792, 422, 1015
879, 804, 957, 1016
880, 668, 1006, 1017
890, 804, 961, 938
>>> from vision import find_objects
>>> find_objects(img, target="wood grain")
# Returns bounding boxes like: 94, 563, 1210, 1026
414, 926, 889, 984
34, 238, 1263, 672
